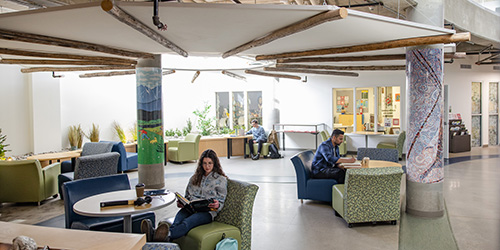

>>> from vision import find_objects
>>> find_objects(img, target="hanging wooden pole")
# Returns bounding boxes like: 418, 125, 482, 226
277, 54, 406, 63
0, 59, 133, 66
256, 32, 471, 60
276, 63, 405, 71
0, 48, 137, 65
79, 70, 136, 78
222, 8, 348, 58
245, 69, 302, 80
0, 28, 152, 59
102, 0, 188, 57
264, 67, 359, 77
20, 65, 135, 73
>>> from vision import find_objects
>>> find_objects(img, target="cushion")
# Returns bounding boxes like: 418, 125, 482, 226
174, 222, 241, 250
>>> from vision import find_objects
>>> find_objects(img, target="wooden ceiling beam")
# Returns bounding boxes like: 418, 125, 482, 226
245, 69, 302, 80
0, 48, 137, 65
20, 65, 135, 73
0, 28, 152, 59
256, 32, 471, 60
276, 63, 405, 71
101, 0, 188, 57
277, 52, 465, 63
222, 8, 348, 58
264, 67, 358, 77
79, 70, 136, 78
0, 58, 133, 66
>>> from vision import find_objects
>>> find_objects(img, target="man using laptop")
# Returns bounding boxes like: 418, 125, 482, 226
311, 129, 355, 184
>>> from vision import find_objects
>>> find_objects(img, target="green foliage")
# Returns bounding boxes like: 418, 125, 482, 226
68, 125, 79, 149
113, 121, 127, 143
193, 103, 215, 136
0, 129, 10, 160
182, 119, 193, 136
165, 129, 176, 137
218, 127, 233, 135
86, 123, 100, 142
129, 122, 138, 142
174, 128, 183, 137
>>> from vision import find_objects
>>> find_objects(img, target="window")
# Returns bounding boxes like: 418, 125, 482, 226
215, 92, 229, 130
333, 88, 355, 132
356, 88, 374, 132
471, 82, 482, 147
232, 92, 245, 130
489, 82, 498, 145
377, 86, 401, 134
247, 91, 262, 127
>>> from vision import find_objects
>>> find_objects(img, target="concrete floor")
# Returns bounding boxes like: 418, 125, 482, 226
1, 146, 499, 250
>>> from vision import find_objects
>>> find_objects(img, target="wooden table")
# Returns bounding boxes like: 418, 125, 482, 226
0, 221, 145, 250
27, 150, 81, 167
225, 135, 253, 159
342, 160, 402, 169
352, 131, 384, 148
74, 190, 175, 233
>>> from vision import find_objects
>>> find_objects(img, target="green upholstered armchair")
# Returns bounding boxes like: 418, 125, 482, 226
332, 167, 403, 228
0, 159, 60, 205
377, 131, 406, 160
167, 134, 201, 163
173, 179, 259, 250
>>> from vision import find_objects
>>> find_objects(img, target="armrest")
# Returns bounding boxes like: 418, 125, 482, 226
43, 162, 61, 177
168, 140, 180, 147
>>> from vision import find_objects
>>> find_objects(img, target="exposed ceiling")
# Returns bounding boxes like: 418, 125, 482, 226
0, 0, 495, 79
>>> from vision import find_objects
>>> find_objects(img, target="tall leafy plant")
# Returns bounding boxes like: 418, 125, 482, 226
129, 122, 138, 142
68, 125, 79, 150
182, 118, 193, 136
0, 129, 10, 160
85, 123, 100, 142
193, 103, 215, 136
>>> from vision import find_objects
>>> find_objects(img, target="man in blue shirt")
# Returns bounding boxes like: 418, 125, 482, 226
311, 129, 355, 184
246, 119, 267, 160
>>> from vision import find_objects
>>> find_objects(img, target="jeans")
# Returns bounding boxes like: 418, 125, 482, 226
169, 208, 213, 239
248, 139, 266, 155
312, 166, 346, 184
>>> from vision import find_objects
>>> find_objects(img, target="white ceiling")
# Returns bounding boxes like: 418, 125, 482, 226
0, 1, 454, 62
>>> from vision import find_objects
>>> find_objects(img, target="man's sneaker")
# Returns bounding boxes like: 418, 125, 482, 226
154, 221, 170, 242
141, 219, 154, 242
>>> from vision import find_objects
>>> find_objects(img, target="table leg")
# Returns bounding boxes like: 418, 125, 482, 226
123, 215, 132, 233
282, 132, 286, 151
227, 138, 232, 159
365, 135, 369, 148
71, 157, 76, 170
244, 138, 248, 159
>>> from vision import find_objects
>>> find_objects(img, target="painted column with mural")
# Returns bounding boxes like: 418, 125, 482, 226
136, 55, 165, 189
406, 47, 445, 217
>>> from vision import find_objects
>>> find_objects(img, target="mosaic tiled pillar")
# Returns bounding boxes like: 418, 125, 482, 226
136, 55, 165, 189
406, 47, 445, 217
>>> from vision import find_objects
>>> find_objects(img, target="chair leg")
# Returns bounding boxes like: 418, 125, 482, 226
391, 220, 397, 225
300, 199, 303, 204
334, 210, 341, 217
347, 223, 353, 228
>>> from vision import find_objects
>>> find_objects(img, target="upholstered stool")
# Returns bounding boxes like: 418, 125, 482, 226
173, 222, 241, 250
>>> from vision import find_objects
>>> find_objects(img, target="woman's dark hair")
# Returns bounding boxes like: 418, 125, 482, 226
191, 149, 227, 186
331, 129, 345, 138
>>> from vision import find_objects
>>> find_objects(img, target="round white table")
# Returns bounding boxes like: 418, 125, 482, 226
343, 160, 402, 169
73, 190, 175, 233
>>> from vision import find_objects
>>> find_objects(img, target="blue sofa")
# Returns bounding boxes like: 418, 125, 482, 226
62, 174, 154, 233
290, 150, 338, 203
102, 141, 138, 172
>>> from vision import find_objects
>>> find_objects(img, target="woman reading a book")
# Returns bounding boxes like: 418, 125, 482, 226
141, 149, 228, 242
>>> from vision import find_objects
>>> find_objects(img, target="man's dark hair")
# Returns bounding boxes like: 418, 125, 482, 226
331, 129, 344, 138
251, 119, 258, 124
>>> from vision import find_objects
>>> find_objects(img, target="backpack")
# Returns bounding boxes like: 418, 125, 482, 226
215, 233, 238, 250
269, 143, 282, 159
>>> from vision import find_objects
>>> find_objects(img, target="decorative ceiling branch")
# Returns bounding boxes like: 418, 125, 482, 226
256, 32, 471, 60
0, 59, 132, 66
221, 70, 246, 81
191, 71, 200, 83
244, 69, 301, 80
0, 28, 152, 59
277, 54, 406, 63
222, 8, 348, 58
101, 0, 188, 57
276, 63, 405, 71
0, 48, 137, 65
20, 65, 135, 73
79, 70, 136, 78
264, 67, 359, 77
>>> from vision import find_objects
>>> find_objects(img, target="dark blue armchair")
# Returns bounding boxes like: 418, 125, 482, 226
62, 174, 155, 233
290, 150, 338, 203
102, 141, 138, 172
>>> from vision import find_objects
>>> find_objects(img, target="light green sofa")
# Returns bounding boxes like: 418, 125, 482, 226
173, 179, 259, 250
0, 159, 60, 205
332, 167, 403, 227
377, 131, 406, 160
167, 134, 201, 163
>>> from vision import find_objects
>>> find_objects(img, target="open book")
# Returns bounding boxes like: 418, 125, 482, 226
175, 192, 215, 214
340, 160, 362, 168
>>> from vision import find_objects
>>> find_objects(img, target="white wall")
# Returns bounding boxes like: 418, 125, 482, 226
1, 54, 498, 156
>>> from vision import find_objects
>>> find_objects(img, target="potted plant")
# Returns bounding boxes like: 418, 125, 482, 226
85, 123, 100, 142
68, 125, 79, 150
129, 122, 138, 142
193, 103, 215, 136
0, 129, 10, 160
112, 121, 127, 144
182, 118, 193, 136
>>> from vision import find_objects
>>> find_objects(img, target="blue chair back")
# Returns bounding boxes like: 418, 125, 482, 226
62, 174, 130, 229
290, 150, 315, 198
356, 148, 399, 163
